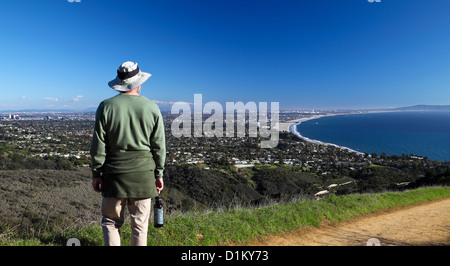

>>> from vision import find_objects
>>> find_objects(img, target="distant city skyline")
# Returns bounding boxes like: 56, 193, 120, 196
1, 0, 449, 111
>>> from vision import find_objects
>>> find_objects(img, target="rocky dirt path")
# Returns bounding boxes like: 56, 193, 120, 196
251, 197, 450, 246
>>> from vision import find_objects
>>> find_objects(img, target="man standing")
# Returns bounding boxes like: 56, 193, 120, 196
90, 61, 166, 246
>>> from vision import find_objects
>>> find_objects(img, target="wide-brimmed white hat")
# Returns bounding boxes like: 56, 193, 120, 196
108, 61, 151, 92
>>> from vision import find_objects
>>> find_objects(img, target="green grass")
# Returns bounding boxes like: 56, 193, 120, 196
2, 186, 450, 246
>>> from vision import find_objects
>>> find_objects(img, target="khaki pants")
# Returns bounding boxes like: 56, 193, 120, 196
101, 197, 152, 246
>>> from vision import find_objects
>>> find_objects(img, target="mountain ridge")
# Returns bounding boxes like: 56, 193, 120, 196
390, 104, 450, 111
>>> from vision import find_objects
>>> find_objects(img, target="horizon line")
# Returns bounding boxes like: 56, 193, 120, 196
1, 104, 450, 114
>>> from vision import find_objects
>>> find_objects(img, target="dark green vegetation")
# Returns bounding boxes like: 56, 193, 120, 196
160, 163, 450, 213
1, 163, 449, 245
2, 183, 449, 246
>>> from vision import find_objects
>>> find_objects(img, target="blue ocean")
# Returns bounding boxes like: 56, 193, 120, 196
295, 111, 450, 162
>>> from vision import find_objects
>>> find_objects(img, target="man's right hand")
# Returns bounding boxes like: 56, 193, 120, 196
92, 177, 103, 192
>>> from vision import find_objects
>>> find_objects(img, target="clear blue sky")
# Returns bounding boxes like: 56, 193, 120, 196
1, 0, 449, 111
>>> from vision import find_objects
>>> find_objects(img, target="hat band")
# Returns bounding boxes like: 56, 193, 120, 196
117, 66, 140, 80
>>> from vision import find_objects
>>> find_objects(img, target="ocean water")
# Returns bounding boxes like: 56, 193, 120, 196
295, 111, 450, 162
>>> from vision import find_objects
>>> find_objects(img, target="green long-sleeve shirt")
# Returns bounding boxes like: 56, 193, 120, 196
90, 94, 166, 198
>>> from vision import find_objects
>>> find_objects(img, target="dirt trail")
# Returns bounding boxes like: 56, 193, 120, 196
251, 197, 450, 246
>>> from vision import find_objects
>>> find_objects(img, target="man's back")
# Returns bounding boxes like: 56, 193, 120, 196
99, 94, 162, 153
91, 93, 166, 183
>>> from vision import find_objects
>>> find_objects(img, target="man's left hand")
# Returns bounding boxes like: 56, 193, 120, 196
155, 178, 164, 194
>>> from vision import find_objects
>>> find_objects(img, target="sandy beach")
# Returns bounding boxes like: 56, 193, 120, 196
277, 114, 334, 132
279, 113, 364, 155
277, 114, 335, 133
277, 119, 305, 132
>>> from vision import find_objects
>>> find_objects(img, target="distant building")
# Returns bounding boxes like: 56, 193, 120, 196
9, 114, 20, 120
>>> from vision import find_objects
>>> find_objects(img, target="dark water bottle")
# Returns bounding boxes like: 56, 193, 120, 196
154, 195, 163, 228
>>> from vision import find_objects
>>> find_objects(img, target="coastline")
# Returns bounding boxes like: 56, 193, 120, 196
279, 109, 447, 159
287, 114, 365, 155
